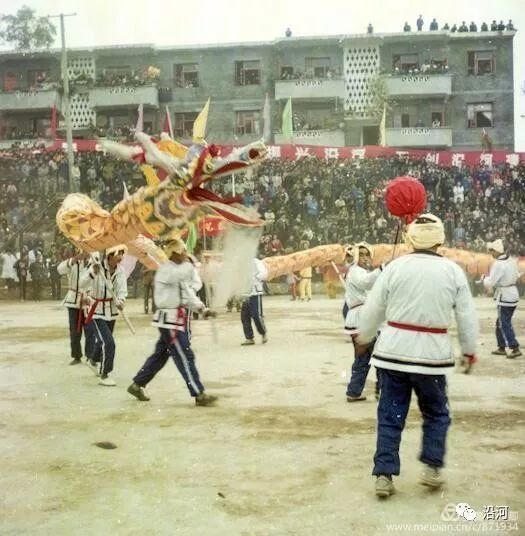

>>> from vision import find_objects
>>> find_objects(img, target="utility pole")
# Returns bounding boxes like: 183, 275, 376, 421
49, 13, 76, 192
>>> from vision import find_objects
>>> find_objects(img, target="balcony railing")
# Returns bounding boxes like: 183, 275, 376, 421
275, 78, 345, 100
0, 89, 60, 111
385, 74, 452, 98
274, 129, 345, 146
89, 85, 159, 108
386, 127, 452, 148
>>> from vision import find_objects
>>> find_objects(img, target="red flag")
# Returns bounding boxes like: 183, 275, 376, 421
50, 104, 57, 139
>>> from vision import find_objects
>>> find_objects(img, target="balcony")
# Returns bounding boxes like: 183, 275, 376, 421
385, 74, 452, 98
386, 127, 452, 148
274, 129, 345, 147
89, 85, 159, 109
275, 78, 345, 100
0, 89, 60, 112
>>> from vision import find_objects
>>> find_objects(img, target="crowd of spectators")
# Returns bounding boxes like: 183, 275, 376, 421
0, 147, 524, 299
213, 155, 525, 258
404, 17, 515, 33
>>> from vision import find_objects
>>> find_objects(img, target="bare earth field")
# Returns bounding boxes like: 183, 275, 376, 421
0, 296, 524, 535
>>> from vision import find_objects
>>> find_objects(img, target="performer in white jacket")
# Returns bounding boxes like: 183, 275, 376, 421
127, 238, 218, 406
240, 258, 268, 346
357, 214, 478, 498
344, 242, 382, 401
57, 251, 97, 366
81, 244, 128, 386
484, 239, 521, 358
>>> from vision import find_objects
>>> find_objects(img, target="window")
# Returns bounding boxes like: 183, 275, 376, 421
235, 60, 261, 86
467, 51, 495, 75
174, 112, 198, 138
467, 103, 493, 128
281, 66, 294, 79
4, 72, 18, 91
174, 63, 199, 88
401, 113, 410, 127
235, 110, 261, 135
392, 54, 419, 72
431, 111, 443, 127
27, 70, 47, 88
305, 57, 331, 78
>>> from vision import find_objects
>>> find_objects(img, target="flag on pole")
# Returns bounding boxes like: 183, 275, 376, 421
193, 97, 210, 143
185, 221, 198, 254
379, 103, 386, 147
281, 97, 293, 141
262, 93, 271, 142
136, 103, 144, 133
163, 105, 174, 138
50, 104, 57, 139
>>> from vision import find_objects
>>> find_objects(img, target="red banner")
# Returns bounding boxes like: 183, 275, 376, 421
38, 139, 525, 168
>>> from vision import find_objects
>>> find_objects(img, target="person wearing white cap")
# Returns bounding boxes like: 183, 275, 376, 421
81, 244, 128, 386
57, 250, 97, 366
344, 242, 383, 402
127, 238, 218, 406
484, 239, 521, 358
357, 214, 478, 498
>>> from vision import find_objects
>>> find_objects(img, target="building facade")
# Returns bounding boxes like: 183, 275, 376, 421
0, 29, 515, 150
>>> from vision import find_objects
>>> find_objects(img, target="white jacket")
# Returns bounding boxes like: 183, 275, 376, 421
58, 258, 90, 309
249, 258, 268, 296
81, 262, 128, 320
153, 260, 204, 330
344, 264, 382, 335
483, 255, 520, 307
359, 251, 478, 375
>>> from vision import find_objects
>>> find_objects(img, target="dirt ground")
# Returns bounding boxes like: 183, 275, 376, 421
0, 295, 523, 535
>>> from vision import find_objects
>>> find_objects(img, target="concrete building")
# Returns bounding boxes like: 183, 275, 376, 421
0, 28, 515, 150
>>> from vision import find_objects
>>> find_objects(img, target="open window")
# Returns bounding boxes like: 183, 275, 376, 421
174, 112, 198, 138
467, 103, 493, 128
467, 51, 495, 75
392, 54, 419, 72
305, 57, 331, 78
174, 63, 199, 88
235, 60, 261, 86
235, 110, 261, 135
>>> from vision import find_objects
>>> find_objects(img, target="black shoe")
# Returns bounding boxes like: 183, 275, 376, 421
491, 348, 507, 356
195, 393, 218, 406
69, 358, 82, 365
127, 383, 150, 401
508, 348, 522, 359
347, 395, 367, 402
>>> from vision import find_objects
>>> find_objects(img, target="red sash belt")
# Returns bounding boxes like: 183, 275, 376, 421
85, 298, 112, 324
387, 321, 448, 334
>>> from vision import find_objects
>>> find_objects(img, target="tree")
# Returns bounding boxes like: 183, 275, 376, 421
0, 6, 56, 51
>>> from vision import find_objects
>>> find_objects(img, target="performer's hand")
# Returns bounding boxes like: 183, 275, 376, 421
353, 336, 370, 357
115, 299, 124, 311
93, 264, 100, 274
203, 308, 217, 319
462, 354, 477, 374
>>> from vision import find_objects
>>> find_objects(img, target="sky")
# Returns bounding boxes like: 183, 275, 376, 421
2, 0, 525, 150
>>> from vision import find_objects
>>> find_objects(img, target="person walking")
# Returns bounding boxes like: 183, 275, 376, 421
357, 214, 478, 497
127, 239, 218, 405
483, 239, 521, 358
241, 257, 269, 345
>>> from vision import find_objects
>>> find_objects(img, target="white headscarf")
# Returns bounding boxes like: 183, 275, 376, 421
406, 213, 445, 250
486, 239, 504, 255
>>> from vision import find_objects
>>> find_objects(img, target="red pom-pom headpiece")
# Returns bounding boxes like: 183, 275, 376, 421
385, 176, 427, 224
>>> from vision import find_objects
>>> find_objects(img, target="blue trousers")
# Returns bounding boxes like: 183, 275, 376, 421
496, 306, 519, 349
133, 328, 204, 397
241, 295, 266, 340
346, 338, 375, 397
92, 319, 116, 376
67, 307, 97, 360
373, 369, 451, 477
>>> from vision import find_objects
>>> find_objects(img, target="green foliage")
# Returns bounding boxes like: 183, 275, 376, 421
0, 6, 57, 50
364, 75, 394, 121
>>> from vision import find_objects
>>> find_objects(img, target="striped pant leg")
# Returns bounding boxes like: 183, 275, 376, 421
133, 329, 170, 387
250, 295, 266, 336
168, 329, 204, 397
93, 319, 116, 376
